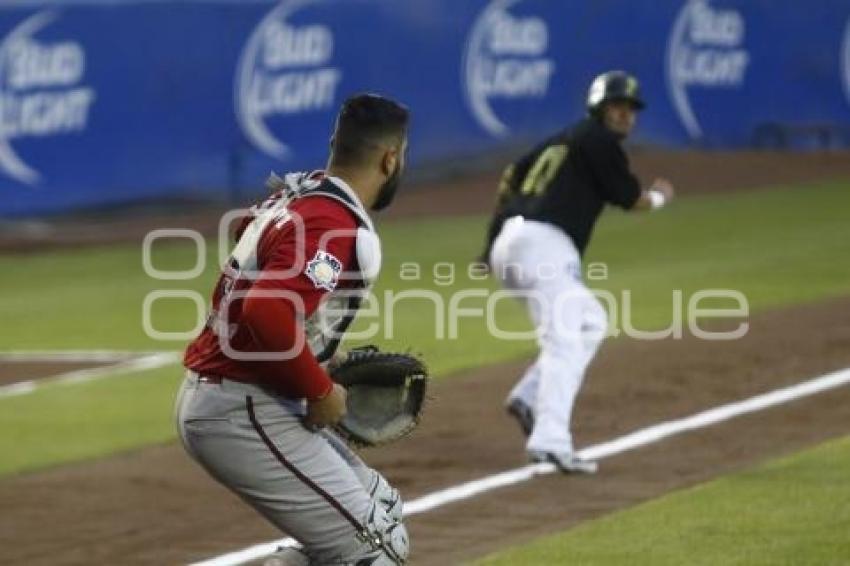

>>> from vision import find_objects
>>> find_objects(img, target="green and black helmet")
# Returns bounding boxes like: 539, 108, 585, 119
586, 70, 645, 116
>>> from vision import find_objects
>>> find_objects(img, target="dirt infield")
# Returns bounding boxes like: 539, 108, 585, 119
1, 296, 848, 565
3, 149, 850, 252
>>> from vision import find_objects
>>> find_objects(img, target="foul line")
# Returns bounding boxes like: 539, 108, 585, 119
0, 352, 180, 398
0, 350, 171, 363
191, 366, 850, 566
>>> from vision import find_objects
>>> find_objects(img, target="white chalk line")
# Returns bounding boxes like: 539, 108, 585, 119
0, 352, 181, 398
0, 349, 170, 363
191, 366, 850, 566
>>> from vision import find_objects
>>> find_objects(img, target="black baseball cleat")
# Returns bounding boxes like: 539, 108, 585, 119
528, 449, 598, 474
505, 398, 535, 437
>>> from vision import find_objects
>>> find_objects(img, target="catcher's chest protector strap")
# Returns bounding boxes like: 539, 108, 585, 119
296, 178, 381, 362
298, 180, 382, 285
298, 179, 372, 229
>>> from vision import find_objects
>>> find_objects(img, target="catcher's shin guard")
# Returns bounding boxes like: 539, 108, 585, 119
354, 500, 410, 565
367, 471, 403, 523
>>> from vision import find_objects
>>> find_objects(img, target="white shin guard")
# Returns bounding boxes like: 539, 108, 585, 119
359, 500, 410, 565
367, 471, 404, 523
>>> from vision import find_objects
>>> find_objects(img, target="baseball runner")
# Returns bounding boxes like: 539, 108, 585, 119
481, 71, 675, 473
176, 94, 411, 565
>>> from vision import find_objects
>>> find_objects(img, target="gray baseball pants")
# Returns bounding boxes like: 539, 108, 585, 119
175, 371, 407, 564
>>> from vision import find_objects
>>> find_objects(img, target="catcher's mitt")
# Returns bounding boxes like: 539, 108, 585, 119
328, 346, 428, 447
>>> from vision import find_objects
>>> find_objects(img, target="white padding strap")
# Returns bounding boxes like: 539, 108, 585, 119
356, 228, 382, 283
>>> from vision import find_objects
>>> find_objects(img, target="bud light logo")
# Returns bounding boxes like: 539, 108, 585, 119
463, 0, 555, 137
667, 0, 749, 139
0, 11, 96, 185
236, 0, 341, 159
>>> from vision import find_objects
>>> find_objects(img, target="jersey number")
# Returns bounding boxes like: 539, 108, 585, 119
521, 144, 569, 197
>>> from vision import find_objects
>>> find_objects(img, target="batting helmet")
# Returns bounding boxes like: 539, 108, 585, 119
586, 70, 645, 116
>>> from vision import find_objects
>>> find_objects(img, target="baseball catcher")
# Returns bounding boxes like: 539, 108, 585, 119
177, 94, 420, 565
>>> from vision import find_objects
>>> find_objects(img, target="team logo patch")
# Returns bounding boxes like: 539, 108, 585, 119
305, 250, 342, 291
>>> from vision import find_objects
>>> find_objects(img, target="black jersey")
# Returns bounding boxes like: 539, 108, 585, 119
482, 118, 642, 259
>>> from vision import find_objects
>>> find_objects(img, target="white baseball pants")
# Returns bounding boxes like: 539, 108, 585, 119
490, 217, 607, 454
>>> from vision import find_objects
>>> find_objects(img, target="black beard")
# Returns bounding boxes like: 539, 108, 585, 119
371, 163, 402, 211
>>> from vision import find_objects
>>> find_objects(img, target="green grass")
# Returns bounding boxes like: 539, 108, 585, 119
585, 182, 850, 328
0, 363, 182, 477
476, 434, 850, 565
2, 182, 849, 366
0, 239, 220, 350
1, 181, 849, 475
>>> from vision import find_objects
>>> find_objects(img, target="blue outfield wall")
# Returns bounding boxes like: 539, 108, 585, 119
1, 0, 850, 216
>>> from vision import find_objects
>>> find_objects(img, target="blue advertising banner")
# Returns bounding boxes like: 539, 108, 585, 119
1, 0, 850, 216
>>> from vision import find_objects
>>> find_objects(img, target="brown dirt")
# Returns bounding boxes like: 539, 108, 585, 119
3, 149, 850, 253
1, 296, 848, 565
0, 361, 113, 386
